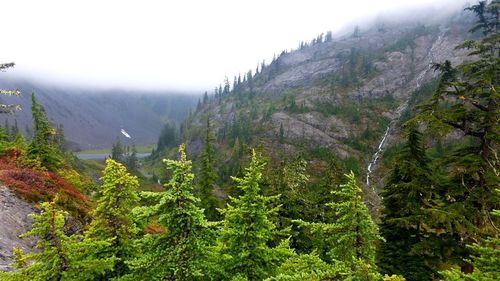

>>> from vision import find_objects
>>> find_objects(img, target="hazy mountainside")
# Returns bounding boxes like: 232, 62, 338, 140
182, 10, 474, 191
0, 79, 197, 150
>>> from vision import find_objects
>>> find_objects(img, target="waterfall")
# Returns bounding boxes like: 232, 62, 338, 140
365, 34, 442, 188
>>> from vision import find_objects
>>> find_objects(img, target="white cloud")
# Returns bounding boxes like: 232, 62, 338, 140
0, 0, 469, 92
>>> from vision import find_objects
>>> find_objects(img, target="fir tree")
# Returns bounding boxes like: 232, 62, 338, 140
416, 0, 499, 234
85, 159, 140, 279
125, 144, 209, 280
27, 93, 61, 170
327, 172, 381, 280
441, 191, 500, 281
198, 116, 220, 220
378, 128, 441, 281
412, 1, 500, 275
111, 140, 125, 164
216, 150, 292, 280
125, 145, 139, 172
0, 200, 113, 281
298, 172, 381, 280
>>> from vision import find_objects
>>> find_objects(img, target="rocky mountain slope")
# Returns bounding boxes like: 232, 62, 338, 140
183, 9, 475, 193
0, 79, 197, 150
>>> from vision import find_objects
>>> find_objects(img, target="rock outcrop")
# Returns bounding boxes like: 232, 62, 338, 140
0, 186, 36, 272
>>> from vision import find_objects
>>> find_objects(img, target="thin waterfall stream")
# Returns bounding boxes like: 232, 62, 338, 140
365, 35, 442, 188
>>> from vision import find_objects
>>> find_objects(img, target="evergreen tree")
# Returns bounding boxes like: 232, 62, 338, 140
378, 128, 441, 281
125, 145, 139, 172
441, 190, 500, 281
298, 172, 381, 280
156, 122, 177, 153
86, 159, 140, 279
55, 124, 66, 152
412, 1, 500, 274
216, 150, 292, 280
111, 140, 125, 164
268, 252, 344, 281
125, 144, 209, 280
27, 93, 61, 170
0, 200, 113, 281
327, 172, 381, 280
0, 63, 21, 114
198, 116, 220, 221
416, 0, 499, 233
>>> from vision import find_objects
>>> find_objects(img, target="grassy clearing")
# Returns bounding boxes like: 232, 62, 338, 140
79, 144, 156, 154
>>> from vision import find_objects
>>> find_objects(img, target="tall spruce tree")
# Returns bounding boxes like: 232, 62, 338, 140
125, 144, 209, 280
216, 150, 292, 280
0, 200, 113, 281
198, 116, 220, 220
378, 128, 441, 281
27, 93, 61, 170
298, 172, 381, 280
328, 172, 381, 280
85, 159, 140, 279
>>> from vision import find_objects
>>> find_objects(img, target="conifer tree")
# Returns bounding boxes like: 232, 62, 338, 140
416, 0, 499, 235
111, 140, 125, 164
327, 172, 381, 280
27, 93, 61, 170
441, 191, 500, 281
125, 144, 209, 280
216, 150, 292, 280
125, 145, 138, 172
86, 159, 140, 279
298, 172, 381, 280
198, 116, 220, 220
378, 128, 440, 281
0, 200, 113, 281
411, 2, 500, 276
0, 63, 21, 114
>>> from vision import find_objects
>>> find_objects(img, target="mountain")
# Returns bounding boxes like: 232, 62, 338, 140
179, 8, 475, 195
0, 78, 197, 150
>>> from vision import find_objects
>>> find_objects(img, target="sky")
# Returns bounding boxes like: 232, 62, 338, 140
1, 0, 469, 92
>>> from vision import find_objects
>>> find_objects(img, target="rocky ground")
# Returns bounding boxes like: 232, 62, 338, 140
0, 186, 36, 272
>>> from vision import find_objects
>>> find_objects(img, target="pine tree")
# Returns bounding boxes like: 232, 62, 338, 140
198, 116, 220, 220
378, 128, 441, 281
216, 150, 292, 280
85, 159, 140, 279
125, 144, 209, 280
0, 200, 113, 281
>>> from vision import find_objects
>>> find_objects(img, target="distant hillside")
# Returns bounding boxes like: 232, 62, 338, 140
178, 8, 475, 193
0, 78, 197, 150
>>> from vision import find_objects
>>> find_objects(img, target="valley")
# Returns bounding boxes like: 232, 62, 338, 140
0, 1, 498, 281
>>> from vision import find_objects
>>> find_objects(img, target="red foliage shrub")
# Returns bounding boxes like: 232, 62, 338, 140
0, 155, 90, 219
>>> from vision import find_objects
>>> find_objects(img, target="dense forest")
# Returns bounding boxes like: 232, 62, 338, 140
0, 1, 498, 281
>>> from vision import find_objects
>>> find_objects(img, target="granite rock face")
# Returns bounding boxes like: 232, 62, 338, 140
0, 186, 36, 272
